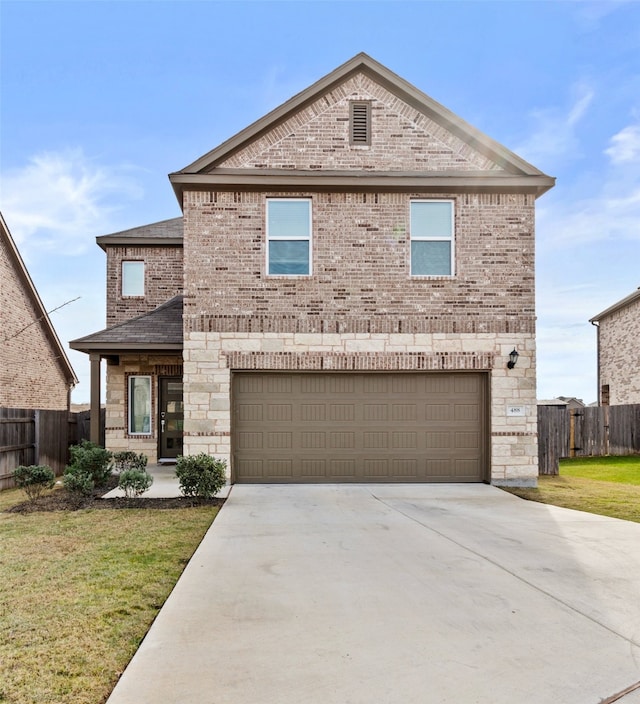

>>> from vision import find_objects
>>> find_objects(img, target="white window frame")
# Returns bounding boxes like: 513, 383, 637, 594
266, 198, 312, 276
410, 199, 455, 277
128, 375, 152, 435
122, 260, 145, 297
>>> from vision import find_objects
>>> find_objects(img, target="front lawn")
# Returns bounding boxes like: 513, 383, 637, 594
503, 455, 640, 523
0, 486, 220, 704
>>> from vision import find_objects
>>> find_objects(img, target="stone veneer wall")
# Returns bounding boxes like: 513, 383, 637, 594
105, 354, 183, 463
598, 297, 640, 405
183, 332, 538, 486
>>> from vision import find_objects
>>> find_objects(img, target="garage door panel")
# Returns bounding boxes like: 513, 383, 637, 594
425, 404, 450, 421
329, 459, 356, 478
233, 372, 486, 483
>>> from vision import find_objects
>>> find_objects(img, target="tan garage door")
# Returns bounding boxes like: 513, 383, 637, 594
232, 372, 487, 483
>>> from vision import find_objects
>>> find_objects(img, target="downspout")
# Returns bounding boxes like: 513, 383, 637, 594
590, 319, 600, 405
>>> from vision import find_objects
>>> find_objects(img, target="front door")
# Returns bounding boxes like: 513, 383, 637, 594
158, 377, 184, 460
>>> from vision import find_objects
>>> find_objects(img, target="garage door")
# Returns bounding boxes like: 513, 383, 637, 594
232, 372, 487, 483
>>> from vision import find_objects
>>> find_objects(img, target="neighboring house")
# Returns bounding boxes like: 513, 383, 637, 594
590, 287, 640, 405
0, 212, 77, 410
71, 53, 554, 486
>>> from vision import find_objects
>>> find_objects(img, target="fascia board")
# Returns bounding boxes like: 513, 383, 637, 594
69, 341, 183, 354
97, 236, 183, 251
590, 289, 640, 323
170, 171, 556, 197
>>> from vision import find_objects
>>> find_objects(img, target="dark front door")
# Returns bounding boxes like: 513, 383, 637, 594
159, 377, 184, 460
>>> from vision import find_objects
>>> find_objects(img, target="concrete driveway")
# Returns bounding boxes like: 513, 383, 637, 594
106, 485, 640, 704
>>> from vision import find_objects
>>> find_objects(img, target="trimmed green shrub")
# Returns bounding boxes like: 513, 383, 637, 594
175, 454, 226, 499
118, 469, 153, 498
63, 440, 113, 495
63, 466, 95, 496
13, 464, 55, 501
113, 450, 148, 473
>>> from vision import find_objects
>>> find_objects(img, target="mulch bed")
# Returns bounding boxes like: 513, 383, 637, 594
5, 476, 225, 514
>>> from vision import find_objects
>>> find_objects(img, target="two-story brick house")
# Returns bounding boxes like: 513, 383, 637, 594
71, 53, 554, 486
590, 288, 640, 405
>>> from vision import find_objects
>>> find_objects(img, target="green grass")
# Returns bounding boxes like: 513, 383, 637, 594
503, 455, 640, 523
0, 487, 220, 704
558, 454, 640, 484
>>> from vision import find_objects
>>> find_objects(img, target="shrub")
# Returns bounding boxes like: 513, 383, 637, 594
113, 450, 148, 473
13, 464, 55, 501
175, 454, 226, 500
118, 469, 153, 498
63, 440, 113, 496
63, 466, 95, 496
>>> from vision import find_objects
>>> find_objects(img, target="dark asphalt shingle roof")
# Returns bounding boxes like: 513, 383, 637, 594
97, 217, 183, 249
70, 296, 183, 352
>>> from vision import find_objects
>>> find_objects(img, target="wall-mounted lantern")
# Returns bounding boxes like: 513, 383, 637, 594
507, 348, 519, 369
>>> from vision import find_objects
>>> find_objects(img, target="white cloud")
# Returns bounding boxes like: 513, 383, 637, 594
1, 149, 144, 257
515, 82, 594, 170
605, 124, 640, 164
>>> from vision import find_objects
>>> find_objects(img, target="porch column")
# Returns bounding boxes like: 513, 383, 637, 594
89, 353, 102, 446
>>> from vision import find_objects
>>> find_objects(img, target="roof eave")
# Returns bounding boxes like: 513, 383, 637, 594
69, 341, 183, 355
170, 171, 556, 200
97, 236, 183, 251
590, 289, 640, 323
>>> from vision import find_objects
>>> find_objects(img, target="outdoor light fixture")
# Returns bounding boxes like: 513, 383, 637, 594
507, 348, 519, 369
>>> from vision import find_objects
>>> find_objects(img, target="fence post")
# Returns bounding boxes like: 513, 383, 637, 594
34, 409, 40, 465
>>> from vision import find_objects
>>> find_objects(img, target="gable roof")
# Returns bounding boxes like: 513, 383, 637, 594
170, 53, 555, 203
1, 212, 78, 386
70, 295, 183, 353
96, 217, 183, 250
590, 288, 640, 323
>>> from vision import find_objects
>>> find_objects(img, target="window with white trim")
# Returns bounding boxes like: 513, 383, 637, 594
266, 198, 312, 276
410, 200, 455, 276
128, 376, 151, 434
122, 260, 145, 296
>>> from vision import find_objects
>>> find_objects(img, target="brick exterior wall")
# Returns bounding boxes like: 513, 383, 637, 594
219, 74, 500, 173
1, 239, 71, 410
598, 297, 640, 404
105, 245, 183, 326
183, 191, 535, 333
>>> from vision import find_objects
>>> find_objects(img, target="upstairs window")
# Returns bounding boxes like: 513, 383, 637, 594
122, 260, 145, 296
350, 101, 371, 145
267, 199, 312, 276
410, 200, 455, 276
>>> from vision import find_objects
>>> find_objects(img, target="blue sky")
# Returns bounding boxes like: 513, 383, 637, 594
2, 0, 639, 404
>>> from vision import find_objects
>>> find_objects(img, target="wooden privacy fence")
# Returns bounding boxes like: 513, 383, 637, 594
538, 404, 640, 475
0, 407, 105, 490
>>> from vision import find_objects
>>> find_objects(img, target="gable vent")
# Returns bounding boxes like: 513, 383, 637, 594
350, 101, 371, 145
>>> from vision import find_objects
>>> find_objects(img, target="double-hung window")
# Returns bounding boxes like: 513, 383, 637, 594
267, 198, 312, 276
122, 260, 145, 296
410, 200, 454, 276
128, 376, 151, 434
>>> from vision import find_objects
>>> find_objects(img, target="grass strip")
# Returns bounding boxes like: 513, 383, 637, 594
0, 487, 219, 704
503, 456, 640, 524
